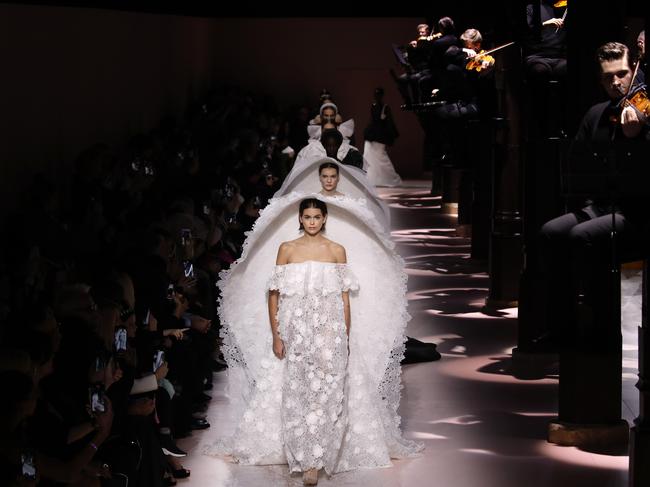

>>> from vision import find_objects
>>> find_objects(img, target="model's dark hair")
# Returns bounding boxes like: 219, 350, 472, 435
596, 42, 630, 67
321, 128, 343, 145
298, 198, 328, 232
319, 161, 339, 174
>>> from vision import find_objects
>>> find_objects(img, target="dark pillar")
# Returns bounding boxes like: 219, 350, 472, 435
514, 78, 567, 371
470, 119, 492, 260
485, 46, 523, 310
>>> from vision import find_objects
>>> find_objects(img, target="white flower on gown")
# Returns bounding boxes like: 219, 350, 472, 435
204, 192, 423, 472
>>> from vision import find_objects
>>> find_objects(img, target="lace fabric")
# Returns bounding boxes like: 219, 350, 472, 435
205, 192, 423, 472
270, 262, 356, 473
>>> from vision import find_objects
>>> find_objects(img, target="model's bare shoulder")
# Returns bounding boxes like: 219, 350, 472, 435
276, 241, 295, 264
329, 242, 347, 264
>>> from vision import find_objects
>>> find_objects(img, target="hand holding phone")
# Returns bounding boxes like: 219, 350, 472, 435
113, 328, 127, 353
180, 228, 192, 247
21, 451, 37, 481
89, 384, 106, 414
153, 350, 165, 372
182, 260, 195, 279
166, 283, 175, 300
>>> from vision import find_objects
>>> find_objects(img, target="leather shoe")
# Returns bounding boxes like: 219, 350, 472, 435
190, 418, 210, 430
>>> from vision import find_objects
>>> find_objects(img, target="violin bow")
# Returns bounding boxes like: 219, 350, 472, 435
555, 7, 568, 33
475, 41, 516, 58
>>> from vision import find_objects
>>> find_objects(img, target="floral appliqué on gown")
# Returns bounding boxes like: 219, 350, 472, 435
269, 261, 358, 474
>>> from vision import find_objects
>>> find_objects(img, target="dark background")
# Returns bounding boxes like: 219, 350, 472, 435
1, 1, 648, 221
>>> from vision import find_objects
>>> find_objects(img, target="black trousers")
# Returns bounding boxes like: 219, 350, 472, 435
539, 204, 649, 347
397, 70, 432, 104
524, 55, 567, 81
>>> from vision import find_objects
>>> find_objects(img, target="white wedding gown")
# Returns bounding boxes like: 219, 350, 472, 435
270, 261, 356, 473
205, 192, 423, 473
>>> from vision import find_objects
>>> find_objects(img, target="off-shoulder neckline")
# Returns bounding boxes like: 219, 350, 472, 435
275, 260, 346, 267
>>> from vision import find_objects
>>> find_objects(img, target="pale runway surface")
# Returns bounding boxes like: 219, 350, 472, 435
178, 180, 637, 486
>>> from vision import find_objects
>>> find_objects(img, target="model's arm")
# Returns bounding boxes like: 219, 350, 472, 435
270, 243, 290, 359
342, 290, 351, 336
334, 244, 351, 335
269, 290, 283, 358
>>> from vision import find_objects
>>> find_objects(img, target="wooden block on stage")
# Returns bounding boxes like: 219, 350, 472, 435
622, 260, 644, 271
548, 419, 629, 448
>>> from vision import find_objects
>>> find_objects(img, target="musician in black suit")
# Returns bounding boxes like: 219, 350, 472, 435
427, 28, 481, 197
396, 23, 434, 105
427, 17, 462, 90
524, 0, 567, 81
535, 42, 650, 351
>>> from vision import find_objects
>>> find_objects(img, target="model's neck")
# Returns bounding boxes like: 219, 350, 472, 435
301, 231, 325, 242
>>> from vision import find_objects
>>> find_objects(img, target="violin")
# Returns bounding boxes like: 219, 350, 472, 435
466, 51, 495, 72
624, 87, 650, 120
465, 41, 515, 72
610, 84, 650, 125
610, 58, 650, 125
417, 32, 442, 42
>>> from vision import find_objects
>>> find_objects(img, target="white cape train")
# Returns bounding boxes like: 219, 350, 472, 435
205, 191, 423, 472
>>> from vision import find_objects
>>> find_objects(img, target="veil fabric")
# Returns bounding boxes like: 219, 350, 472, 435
307, 118, 355, 141
274, 157, 390, 229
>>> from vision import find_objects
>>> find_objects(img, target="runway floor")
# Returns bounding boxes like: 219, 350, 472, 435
177, 180, 639, 486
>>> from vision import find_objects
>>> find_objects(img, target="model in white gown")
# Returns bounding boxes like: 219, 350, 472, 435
205, 163, 422, 475
295, 102, 367, 172
365, 139, 402, 187
363, 88, 402, 187
271, 260, 356, 475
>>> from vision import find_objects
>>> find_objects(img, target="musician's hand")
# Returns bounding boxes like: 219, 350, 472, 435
431, 88, 440, 97
463, 48, 477, 58
542, 18, 564, 29
621, 106, 643, 138
409, 40, 417, 47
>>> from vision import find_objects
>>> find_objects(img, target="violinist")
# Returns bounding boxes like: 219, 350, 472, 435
534, 41, 650, 355
426, 27, 479, 205
409, 23, 432, 48
459, 28, 495, 74
396, 23, 434, 105
578, 42, 646, 140
431, 29, 487, 103
428, 16, 461, 77
524, 0, 567, 81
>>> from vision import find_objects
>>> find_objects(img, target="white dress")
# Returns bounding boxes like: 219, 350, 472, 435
364, 105, 402, 187
270, 261, 356, 474
365, 140, 403, 187
205, 192, 423, 472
